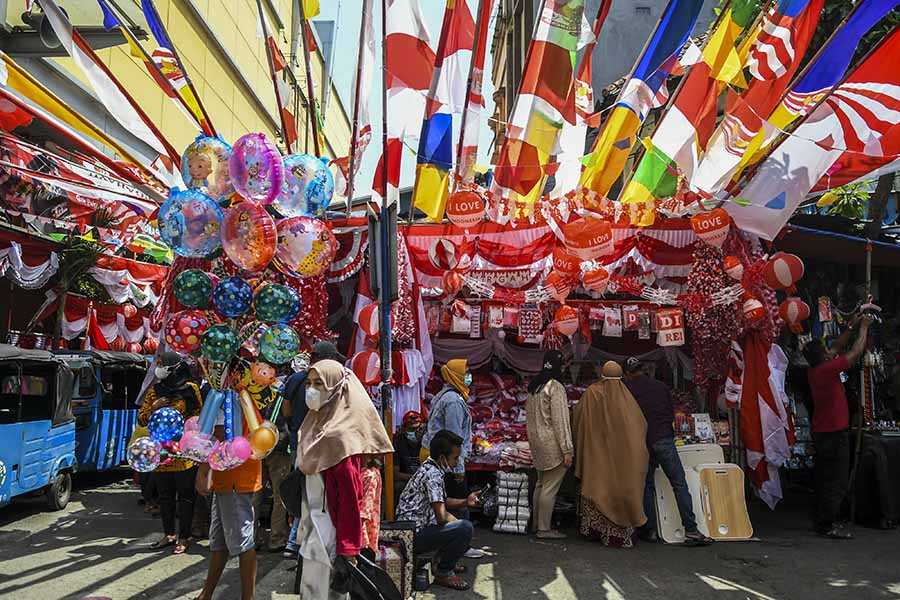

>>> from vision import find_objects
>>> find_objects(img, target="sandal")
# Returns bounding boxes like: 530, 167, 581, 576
174, 539, 190, 554
432, 560, 467, 575
151, 536, 177, 549
433, 574, 470, 591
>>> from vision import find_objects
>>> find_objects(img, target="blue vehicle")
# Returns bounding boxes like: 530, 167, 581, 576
0, 345, 76, 510
57, 351, 148, 472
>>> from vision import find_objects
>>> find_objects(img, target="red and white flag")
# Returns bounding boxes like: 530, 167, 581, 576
457, 0, 495, 184
340, 0, 376, 202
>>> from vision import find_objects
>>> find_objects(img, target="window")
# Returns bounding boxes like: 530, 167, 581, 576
0, 368, 18, 424
18, 368, 54, 423
76, 366, 96, 399
101, 368, 129, 411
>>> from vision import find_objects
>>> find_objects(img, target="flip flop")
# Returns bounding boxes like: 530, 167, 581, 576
151, 536, 177, 549
433, 575, 471, 591
174, 539, 190, 554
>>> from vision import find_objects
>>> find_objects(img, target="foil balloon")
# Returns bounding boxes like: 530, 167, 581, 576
181, 136, 233, 199
229, 132, 284, 204
254, 283, 301, 323
249, 360, 278, 387
274, 216, 338, 278
184, 416, 200, 433
127, 436, 162, 473
274, 153, 335, 217
221, 201, 277, 271
158, 188, 224, 257
249, 421, 279, 459
229, 436, 253, 462
258, 323, 300, 365
208, 440, 247, 471
201, 324, 241, 362
147, 407, 185, 443
179, 432, 216, 462
239, 321, 268, 356
212, 276, 253, 318
173, 269, 213, 308
165, 309, 212, 355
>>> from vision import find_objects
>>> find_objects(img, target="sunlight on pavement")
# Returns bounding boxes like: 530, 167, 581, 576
540, 567, 576, 599
600, 574, 626, 600
697, 574, 780, 599
474, 562, 500, 600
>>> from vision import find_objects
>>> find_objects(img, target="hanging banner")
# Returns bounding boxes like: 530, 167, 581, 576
656, 307, 685, 346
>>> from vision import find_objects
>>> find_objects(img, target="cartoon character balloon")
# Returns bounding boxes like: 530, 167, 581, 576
165, 309, 212, 355
158, 188, 224, 257
239, 321, 269, 356
258, 323, 300, 365
181, 136, 234, 199
212, 276, 253, 318
173, 269, 213, 308
274, 154, 335, 217
229, 133, 284, 205
221, 201, 277, 271
254, 283, 301, 323
274, 216, 338, 278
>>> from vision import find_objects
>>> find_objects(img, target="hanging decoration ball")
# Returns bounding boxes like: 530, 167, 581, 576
274, 216, 338, 278
249, 360, 278, 387
239, 321, 269, 356
201, 324, 241, 362
229, 132, 284, 204
158, 188, 224, 257
723, 256, 744, 282
544, 270, 573, 303
581, 266, 610, 294
249, 421, 279, 459
357, 303, 381, 338
254, 283, 301, 323
352, 350, 382, 386
165, 309, 211, 355
181, 136, 234, 199
779, 297, 810, 334
143, 336, 160, 354
446, 190, 485, 231
690, 208, 731, 248
147, 407, 185, 443
563, 217, 614, 261
174, 269, 213, 308
221, 201, 277, 272
554, 305, 579, 337
429, 237, 470, 272
442, 271, 465, 296
123, 304, 138, 319
212, 276, 254, 318
275, 153, 335, 217
127, 342, 143, 354
127, 436, 162, 473
742, 297, 767, 324
764, 252, 805, 292
258, 323, 301, 365
553, 245, 581, 276
110, 336, 126, 352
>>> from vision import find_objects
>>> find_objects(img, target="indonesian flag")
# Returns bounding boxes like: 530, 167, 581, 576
340, 0, 376, 203
728, 25, 900, 239
457, 0, 496, 186
84, 308, 111, 351
35, 0, 181, 188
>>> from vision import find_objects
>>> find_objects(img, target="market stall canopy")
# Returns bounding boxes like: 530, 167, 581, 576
776, 226, 900, 268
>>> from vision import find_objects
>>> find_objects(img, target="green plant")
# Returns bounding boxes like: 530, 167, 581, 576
825, 182, 869, 219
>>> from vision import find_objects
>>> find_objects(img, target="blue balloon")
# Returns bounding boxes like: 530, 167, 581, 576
274, 154, 335, 217
148, 406, 185, 443
212, 276, 253, 318
158, 188, 224, 257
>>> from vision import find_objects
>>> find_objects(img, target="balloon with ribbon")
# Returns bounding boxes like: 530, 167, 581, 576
563, 217, 613, 261
553, 305, 579, 337
221, 201, 277, 272
275, 153, 335, 217
212, 276, 254, 318
174, 269, 213, 308
779, 297, 810, 333
274, 216, 338, 278
181, 136, 234, 199
690, 208, 730, 248
446, 190, 484, 232
158, 188, 224, 258
229, 132, 284, 205
165, 309, 212, 355
764, 252, 804, 293
127, 436, 162, 473
147, 407, 184, 443
143, 336, 159, 355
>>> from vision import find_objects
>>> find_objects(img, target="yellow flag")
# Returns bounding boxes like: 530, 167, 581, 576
703, 9, 745, 87
301, 0, 320, 18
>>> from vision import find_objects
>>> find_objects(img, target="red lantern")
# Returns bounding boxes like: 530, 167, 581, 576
351, 350, 381, 386
110, 336, 127, 351
357, 303, 380, 338
143, 336, 160, 354
563, 217, 614, 261
581, 266, 610, 294
742, 297, 766, 324
554, 305, 579, 337
552, 246, 581, 275
779, 297, 810, 334
442, 271, 465, 296
123, 304, 138, 318
764, 252, 804, 292
544, 271, 572, 303
690, 208, 730, 248
126, 342, 143, 353
446, 190, 484, 231
724, 255, 744, 281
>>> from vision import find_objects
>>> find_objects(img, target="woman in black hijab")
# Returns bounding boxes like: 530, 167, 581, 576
525, 350, 574, 539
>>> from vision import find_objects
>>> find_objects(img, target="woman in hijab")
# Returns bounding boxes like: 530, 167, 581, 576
573, 361, 648, 548
138, 352, 203, 554
297, 359, 393, 600
526, 350, 573, 540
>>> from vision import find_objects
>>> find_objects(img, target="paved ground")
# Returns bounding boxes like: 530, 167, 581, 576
0, 469, 898, 600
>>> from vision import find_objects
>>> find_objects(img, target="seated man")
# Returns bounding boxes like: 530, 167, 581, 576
396, 430, 479, 591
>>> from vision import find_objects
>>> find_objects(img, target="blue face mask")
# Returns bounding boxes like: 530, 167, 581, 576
405, 431, 418, 443
463, 373, 473, 386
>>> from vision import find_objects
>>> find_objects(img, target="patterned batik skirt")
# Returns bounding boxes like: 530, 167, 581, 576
576, 494, 635, 548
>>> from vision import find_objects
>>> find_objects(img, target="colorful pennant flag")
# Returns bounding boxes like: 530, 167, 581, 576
412, 0, 477, 221
579, 0, 705, 205
728, 25, 900, 239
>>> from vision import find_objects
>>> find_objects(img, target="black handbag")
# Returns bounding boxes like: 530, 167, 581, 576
278, 469, 305, 518
332, 554, 402, 600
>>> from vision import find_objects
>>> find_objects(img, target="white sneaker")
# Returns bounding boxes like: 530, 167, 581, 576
463, 548, 486, 559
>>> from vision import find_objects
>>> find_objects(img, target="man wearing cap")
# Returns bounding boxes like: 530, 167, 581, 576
624, 357, 712, 546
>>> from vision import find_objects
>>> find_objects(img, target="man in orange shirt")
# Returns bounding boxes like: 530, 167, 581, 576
195, 427, 262, 600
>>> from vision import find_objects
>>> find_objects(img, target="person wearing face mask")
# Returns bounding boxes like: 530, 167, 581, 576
296, 359, 393, 600
138, 352, 203, 555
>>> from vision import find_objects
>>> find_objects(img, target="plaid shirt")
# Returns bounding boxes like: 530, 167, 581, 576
396, 458, 446, 531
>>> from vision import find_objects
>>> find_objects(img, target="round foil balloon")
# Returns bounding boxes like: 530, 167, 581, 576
212, 276, 253, 318
201, 324, 241, 362
147, 407, 185, 443
274, 154, 335, 217
179, 431, 216, 462
165, 309, 212, 355
221, 201, 277, 271
229, 133, 284, 204
249, 421, 279, 459
127, 436, 161, 473
239, 321, 269, 356
254, 283, 301, 323
258, 323, 300, 364
158, 188, 224, 257
173, 269, 212, 308
208, 440, 247, 471
181, 136, 234, 199
275, 216, 338, 278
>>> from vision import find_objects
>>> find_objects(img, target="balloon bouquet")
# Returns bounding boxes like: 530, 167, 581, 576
128, 132, 338, 473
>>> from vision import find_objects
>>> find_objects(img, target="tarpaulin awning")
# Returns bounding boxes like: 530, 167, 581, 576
776, 226, 900, 268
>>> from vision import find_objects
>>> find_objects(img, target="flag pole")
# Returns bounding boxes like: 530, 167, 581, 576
256, 0, 295, 154
452, 0, 489, 193
299, 2, 322, 157
345, 0, 371, 217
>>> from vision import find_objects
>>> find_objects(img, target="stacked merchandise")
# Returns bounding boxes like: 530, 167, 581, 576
493, 471, 530, 535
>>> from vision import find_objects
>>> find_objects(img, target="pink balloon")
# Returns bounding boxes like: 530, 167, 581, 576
179, 431, 216, 463
229, 133, 284, 204
229, 436, 253, 461
208, 440, 247, 471
183, 416, 200, 433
